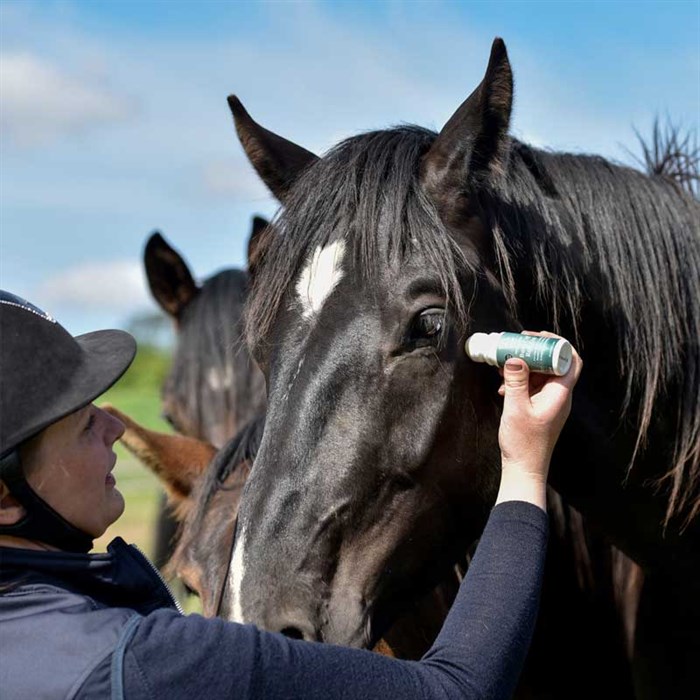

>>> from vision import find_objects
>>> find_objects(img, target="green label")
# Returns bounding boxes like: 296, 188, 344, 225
495, 333, 557, 371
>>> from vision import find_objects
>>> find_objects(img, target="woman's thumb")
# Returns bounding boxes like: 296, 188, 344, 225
503, 358, 531, 408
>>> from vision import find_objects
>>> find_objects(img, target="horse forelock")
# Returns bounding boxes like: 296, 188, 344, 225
244, 126, 477, 354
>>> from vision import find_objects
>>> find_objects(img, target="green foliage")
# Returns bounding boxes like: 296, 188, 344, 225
95, 344, 172, 558
100, 344, 172, 432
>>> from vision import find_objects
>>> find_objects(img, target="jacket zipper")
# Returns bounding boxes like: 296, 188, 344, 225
130, 543, 184, 615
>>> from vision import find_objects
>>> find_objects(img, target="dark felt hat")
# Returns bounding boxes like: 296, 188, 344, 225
0, 291, 136, 459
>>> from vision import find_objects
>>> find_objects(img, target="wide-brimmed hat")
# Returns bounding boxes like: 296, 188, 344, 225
0, 290, 136, 459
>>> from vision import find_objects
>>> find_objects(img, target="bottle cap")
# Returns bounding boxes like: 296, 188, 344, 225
464, 332, 498, 366
552, 339, 573, 376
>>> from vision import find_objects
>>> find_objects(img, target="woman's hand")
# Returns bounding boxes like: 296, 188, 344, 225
494, 331, 583, 510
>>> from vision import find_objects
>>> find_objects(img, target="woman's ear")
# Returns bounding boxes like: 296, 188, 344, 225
0, 480, 26, 526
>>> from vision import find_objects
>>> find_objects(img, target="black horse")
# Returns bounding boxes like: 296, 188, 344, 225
143, 220, 268, 567
121, 214, 640, 693
226, 39, 699, 697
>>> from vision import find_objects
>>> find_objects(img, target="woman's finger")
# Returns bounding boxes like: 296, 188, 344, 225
520, 329, 565, 341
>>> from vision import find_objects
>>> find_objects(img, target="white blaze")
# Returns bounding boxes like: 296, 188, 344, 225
228, 526, 247, 623
206, 365, 233, 392
295, 240, 346, 319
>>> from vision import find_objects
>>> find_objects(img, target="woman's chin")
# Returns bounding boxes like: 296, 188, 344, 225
101, 489, 126, 533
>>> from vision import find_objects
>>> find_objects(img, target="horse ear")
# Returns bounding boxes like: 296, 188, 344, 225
227, 95, 318, 202
247, 215, 269, 268
102, 404, 216, 517
247, 215, 278, 285
421, 38, 513, 221
144, 232, 199, 320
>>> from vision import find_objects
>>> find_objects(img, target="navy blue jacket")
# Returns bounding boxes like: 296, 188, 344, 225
0, 501, 547, 699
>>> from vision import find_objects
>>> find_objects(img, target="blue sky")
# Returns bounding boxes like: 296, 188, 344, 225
1, 0, 698, 335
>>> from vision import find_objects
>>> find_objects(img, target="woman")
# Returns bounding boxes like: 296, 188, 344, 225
0, 289, 582, 699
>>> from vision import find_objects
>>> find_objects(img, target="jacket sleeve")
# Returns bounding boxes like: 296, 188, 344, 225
121, 501, 548, 700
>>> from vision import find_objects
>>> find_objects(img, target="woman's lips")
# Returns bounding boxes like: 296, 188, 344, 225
105, 473, 116, 487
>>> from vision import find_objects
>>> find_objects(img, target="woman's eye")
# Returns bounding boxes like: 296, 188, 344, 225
84, 415, 95, 432
408, 308, 446, 346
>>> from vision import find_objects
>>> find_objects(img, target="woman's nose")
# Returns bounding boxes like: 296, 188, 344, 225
99, 406, 125, 442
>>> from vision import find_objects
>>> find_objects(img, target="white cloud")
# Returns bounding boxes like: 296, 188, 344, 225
0, 52, 136, 147
36, 260, 149, 312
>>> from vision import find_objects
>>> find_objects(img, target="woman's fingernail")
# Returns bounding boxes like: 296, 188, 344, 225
505, 359, 523, 370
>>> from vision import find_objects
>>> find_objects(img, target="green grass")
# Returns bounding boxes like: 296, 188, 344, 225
94, 345, 172, 556
100, 344, 172, 429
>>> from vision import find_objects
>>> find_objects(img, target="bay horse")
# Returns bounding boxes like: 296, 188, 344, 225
226, 38, 699, 697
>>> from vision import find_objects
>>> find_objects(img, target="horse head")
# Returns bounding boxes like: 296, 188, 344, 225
227, 39, 521, 646
144, 218, 268, 447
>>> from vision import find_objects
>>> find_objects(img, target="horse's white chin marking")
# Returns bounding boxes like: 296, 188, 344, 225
296, 240, 346, 319
229, 527, 247, 623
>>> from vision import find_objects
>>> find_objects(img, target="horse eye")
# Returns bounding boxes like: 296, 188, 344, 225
161, 411, 180, 432
411, 308, 445, 344
183, 582, 199, 598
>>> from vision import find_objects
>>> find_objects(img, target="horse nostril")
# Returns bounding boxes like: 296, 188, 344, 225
272, 616, 317, 642
280, 626, 305, 640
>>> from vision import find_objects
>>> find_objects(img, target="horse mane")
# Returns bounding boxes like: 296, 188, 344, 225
168, 414, 265, 581
487, 142, 700, 524
628, 120, 699, 199
245, 125, 700, 525
194, 414, 266, 518
169, 268, 262, 432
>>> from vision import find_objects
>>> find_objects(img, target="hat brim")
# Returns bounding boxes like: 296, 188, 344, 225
4, 330, 136, 455
72, 329, 137, 406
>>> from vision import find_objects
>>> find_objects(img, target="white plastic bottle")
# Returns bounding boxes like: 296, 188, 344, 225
464, 332, 573, 376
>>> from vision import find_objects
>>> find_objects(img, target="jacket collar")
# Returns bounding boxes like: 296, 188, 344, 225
0, 537, 181, 615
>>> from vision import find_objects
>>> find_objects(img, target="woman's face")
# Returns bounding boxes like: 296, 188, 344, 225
21, 404, 126, 538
